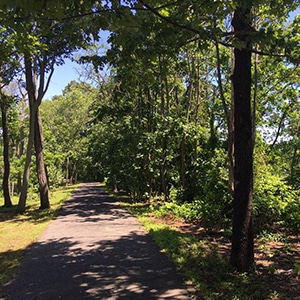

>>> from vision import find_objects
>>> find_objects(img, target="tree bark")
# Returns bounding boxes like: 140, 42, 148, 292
230, 7, 254, 273
159, 55, 169, 200
215, 40, 235, 194
290, 146, 298, 182
18, 52, 52, 212
18, 103, 36, 213
17, 120, 25, 194
70, 162, 78, 184
18, 53, 36, 212
161, 140, 168, 199
66, 155, 69, 186
1, 103, 13, 207
17, 95, 26, 194
34, 108, 50, 209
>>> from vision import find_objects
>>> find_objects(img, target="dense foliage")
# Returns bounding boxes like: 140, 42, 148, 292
80, 2, 300, 234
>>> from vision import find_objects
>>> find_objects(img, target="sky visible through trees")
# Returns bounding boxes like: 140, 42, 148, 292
46, 8, 299, 99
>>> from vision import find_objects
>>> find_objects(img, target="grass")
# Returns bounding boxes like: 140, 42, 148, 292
0, 184, 79, 286
119, 197, 292, 300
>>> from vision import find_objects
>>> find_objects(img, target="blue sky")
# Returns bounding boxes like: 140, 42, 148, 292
44, 59, 80, 99
44, 30, 110, 100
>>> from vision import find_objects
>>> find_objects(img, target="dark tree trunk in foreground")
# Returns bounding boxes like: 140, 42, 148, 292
1, 104, 12, 207
230, 7, 254, 273
34, 108, 50, 209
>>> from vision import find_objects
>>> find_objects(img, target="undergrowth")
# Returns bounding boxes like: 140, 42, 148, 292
120, 195, 298, 300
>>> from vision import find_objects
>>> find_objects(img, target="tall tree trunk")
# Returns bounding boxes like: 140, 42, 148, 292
290, 146, 298, 182
230, 7, 254, 273
17, 96, 26, 194
11, 182, 14, 196
229, 47, 235, 195
215, 40, 235, 194
70, 162, 77, 184
161, 140, 168, 199
66, 155, 69, 186
34, 108, 50, 209
159, 55, 169, 200
180, 134, 186, 195
18, 52, 54, 213
17, 121, 25, 194
18, 53, 37, 213
18, 104, 36, 213
1, 104, 13, 207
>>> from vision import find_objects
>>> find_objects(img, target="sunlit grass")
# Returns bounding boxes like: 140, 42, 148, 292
0, 184, 79, 286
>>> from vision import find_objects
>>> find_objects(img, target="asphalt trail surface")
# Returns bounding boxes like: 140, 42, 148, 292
1, 183, 194, 299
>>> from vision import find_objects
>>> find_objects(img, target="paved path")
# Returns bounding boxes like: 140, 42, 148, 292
1, 183, 194, 299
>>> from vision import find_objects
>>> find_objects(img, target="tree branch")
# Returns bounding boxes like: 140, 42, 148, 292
139, 0, 208, 35
219, 41, 299, 62
139, 1, 299, 63
268, 109, 288, 153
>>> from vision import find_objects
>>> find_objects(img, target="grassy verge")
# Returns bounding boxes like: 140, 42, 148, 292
117, 196, 288, 300
0, 184, 79, 286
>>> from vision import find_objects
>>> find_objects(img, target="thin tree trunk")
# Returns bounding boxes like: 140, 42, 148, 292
230, 7, 254, 273
181, 134, 186, 194
74, 165, 78, 184
215, 40, 234, 194
18, 104, 36, 213
66, 156, 69, 186
159, 56, 169, 200
252, 10, 259, 145
229, 48, 235, 195
18, 52, 54, 212
18, 53, 37, 213
34, 108, 50, 209
268, 109, 288, 153
252, 51, 258, 144
1, 104, 13, 207
16, 95, 26, 194
161, 140, 168, 200
290, 147, 298, 181
11, 182, 14, 196
70, 162, 77, 184
17, 122, 25, 194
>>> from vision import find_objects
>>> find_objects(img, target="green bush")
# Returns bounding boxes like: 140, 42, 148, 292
253, 172, 299, 231
153, 200, 202, 222
283, 195, 300, 230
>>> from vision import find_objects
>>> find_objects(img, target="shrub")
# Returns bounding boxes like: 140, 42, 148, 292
253, 172, 299, 231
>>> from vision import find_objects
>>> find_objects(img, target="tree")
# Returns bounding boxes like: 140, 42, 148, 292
0, 93, 13, 207
92, 0, 299, 273
0, 0, 103, 212
0, 21, 21, 207
229, 6, 254, 272
228, 0, 299, 272
41, 81, 96, 185
15, 49, 52, 211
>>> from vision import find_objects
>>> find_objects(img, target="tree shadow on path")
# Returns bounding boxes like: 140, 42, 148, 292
1, 183, 194, 300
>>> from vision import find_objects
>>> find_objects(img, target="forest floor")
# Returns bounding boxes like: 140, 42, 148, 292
148, 214, 300, 299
